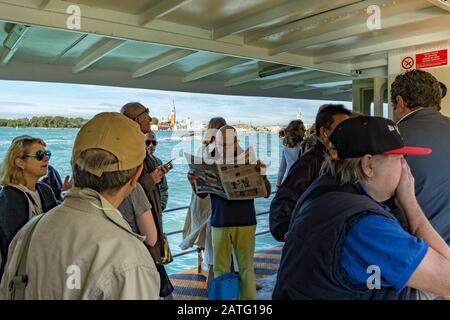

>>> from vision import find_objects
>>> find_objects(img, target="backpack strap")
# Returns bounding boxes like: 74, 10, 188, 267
8, 214, 44, 300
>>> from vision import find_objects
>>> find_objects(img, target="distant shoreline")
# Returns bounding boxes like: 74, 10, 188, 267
0, 126, 80, 129
0, 116, 88, 129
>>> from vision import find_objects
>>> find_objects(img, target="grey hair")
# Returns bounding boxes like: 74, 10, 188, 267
72, 148, 139, 194
321, 153, 386, 184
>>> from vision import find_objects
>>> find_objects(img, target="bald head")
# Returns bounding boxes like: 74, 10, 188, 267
120, 102, 152, 134
121, 102, 147, 119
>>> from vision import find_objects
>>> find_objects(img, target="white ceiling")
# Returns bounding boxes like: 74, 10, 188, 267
0, 0, 449, 101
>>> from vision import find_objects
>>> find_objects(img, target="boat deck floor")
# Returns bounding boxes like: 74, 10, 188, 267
169, 246, 282, 300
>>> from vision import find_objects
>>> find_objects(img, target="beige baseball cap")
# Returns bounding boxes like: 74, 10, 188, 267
73, 112, 145, 177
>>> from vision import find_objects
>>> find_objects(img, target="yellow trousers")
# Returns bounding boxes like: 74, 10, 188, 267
211, 225, 257, 300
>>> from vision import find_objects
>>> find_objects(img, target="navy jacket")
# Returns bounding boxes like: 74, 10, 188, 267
398, 108, 450, 244
42, 165, 64, 202
269, 140, 326, 241
0, 183, 58, 279
273, 174, 416, 300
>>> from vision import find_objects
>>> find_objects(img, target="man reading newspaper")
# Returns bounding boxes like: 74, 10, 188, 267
185, 145, 267, 200
187, 125, 271, 300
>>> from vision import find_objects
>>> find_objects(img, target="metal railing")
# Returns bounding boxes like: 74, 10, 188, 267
165, 192, 275, 259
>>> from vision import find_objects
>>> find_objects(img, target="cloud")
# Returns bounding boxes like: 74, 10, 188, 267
0, 101, 38, 107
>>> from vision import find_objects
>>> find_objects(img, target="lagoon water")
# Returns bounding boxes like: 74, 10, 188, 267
0, 127, 282, 274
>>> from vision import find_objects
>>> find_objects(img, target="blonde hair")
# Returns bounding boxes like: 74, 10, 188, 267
203, 117, 226, 146
321, 153, 386, 184
279, 120, 305, 148
0, 136, 46, 186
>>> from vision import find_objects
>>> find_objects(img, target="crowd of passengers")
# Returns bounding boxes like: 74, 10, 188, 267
0, 69, 449, 300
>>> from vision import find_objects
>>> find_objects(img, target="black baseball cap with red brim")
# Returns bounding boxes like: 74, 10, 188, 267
330, 116, 432, 159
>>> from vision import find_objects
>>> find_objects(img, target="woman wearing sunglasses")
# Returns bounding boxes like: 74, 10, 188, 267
0, 136, 58, 279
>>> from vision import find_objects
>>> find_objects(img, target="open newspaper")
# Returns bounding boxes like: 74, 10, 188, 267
185, 147, 267, 200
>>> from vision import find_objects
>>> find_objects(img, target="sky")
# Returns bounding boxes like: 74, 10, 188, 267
0, 80, 353, 126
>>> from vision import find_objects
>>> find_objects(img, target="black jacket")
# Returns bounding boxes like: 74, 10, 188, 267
42, 165, 64, 202
398, 108, 450, 244
273, 174, 416, 300
269, 140, 327, 241
0, 183, 58, 279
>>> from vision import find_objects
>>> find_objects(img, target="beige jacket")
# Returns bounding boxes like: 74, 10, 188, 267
180, 193, 211, 250
0, 188, 160, 300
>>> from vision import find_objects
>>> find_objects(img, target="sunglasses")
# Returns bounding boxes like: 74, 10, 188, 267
145, 140, 158, 147
22, 150, 52, 161
134, 108, 150, 120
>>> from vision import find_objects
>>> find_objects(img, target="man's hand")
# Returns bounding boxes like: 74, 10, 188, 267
158, 164, 172, 175
395, 158, 420, 216
256, 160, 267, 176
61, 176, 73, 192
187, 170, 199, 184
150, 168, 163, 184
187, 171, 208, 198
256, 160, 271, 197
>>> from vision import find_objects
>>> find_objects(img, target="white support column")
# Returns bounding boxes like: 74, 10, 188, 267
352, 80, 362, 113
373, 77, 387, 117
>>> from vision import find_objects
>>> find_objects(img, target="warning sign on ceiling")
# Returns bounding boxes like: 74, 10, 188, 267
399, 49, 449, 72
401, 56, 415, 70
416, 49, 448, 69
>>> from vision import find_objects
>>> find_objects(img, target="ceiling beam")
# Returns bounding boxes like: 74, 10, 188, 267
245, 0, 390, 44
132, 49, 196, 78
304, 75, 353, 86
427, 0, 450, 12
315, 23, 450, 63
182, 57, 249, 83
39, 0, 52, 10
224, 70, 260, 87
323, 85, 353, 95
351, 58, 388, 71
212, 0, 359, 40
72, 38, 126, 73
140, 0, 193, 26
260, 71, 327, 89
223, 64, 304, 87
54, 33, 89, 61
269, 3, 443, 56
303, 67, 386, 86
293, 86, 317, 93
1, 24, 29, 66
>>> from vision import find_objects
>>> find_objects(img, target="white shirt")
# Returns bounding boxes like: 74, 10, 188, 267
396, 107, 424, 125
13, 184, 43, 217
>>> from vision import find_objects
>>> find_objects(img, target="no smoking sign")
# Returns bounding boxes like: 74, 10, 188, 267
402, 56, 415, 70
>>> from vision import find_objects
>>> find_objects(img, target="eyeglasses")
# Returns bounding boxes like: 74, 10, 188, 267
145, 140, 158, 147
134, 108, 150, 120
22, 150, 52, 161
